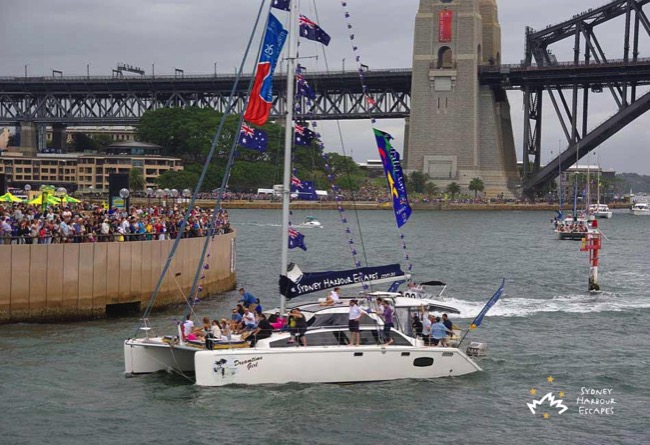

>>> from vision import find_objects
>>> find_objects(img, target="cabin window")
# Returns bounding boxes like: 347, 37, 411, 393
413, 357, 434, 367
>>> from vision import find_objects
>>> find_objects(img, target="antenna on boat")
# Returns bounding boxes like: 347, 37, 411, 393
280, 0, 300, 316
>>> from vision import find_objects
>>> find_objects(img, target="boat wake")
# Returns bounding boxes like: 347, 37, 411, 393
444, 293, 650, 319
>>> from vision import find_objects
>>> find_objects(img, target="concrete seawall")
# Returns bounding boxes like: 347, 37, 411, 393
0, 232, 237, 323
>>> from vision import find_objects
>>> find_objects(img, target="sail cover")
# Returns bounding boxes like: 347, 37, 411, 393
279, 263, 406, 300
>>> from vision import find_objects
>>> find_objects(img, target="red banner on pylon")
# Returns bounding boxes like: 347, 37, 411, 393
439, 10, 453, 43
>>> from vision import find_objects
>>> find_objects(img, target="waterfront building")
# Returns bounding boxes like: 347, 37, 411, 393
0, 141, 182, 192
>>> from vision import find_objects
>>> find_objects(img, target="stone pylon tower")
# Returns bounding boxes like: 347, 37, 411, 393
405, 0, 519, 198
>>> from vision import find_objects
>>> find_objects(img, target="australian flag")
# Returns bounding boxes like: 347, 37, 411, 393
294, 123, 316, 146
271, 0, 290, 11
299, 15, 331, 46
288, 227, 307, 251
296, 72, 316, 100
291, 180, 318, 201
238, 123, 267, 152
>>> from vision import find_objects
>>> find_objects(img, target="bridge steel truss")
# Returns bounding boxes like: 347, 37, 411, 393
0, 70, 411, 126
521, 0, 650, 198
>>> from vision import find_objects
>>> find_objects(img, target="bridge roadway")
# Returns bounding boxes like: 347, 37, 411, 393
3, 58, 650, 125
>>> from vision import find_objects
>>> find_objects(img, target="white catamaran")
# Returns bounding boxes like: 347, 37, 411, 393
125, 0, 496, 386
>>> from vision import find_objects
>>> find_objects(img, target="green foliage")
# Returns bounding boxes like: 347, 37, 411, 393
129, 168, 145, 191
407, 171, 431, 194
138, 107, 368, 192
424, 181, 439, 197
468, 177, 485, 198
446, 182, 461, 199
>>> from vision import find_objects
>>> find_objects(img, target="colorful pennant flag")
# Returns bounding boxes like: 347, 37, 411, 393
299, 15, 331, 46
469, 279, 505, 329
238, 123, 268, 152
374, 129, 412, 228
243, 13, 288, 126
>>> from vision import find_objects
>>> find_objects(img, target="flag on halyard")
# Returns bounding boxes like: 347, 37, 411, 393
271, 0, 290, 11
238, 123, 268, 152
469, 279, 505, 329
291, 180, 318, 201
291, 175, 302, 187
288, 228, 307, 251
243, 13, 288, 126
299, 15, 331, 46
374, 128, 412, 228
294, 123, 316, 146
296, 72, 316, 100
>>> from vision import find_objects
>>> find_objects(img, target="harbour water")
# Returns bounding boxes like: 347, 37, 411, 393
1, 209, 648, 445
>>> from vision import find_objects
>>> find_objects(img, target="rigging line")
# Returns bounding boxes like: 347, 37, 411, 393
186, 1, 273, 308
337, 0, 414, 276
303, 0, 372, 274
135, 0, 269, 335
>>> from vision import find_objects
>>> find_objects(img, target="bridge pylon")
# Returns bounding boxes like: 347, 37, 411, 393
405, 0, 520, 198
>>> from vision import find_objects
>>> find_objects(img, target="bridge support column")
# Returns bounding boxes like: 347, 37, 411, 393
51, 124, 67, 152
19, 121, 38, 157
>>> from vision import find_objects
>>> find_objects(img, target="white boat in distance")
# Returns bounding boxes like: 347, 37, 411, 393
294, 216, 323, 228
589, 204, 613, 219
631, 202, 650, 215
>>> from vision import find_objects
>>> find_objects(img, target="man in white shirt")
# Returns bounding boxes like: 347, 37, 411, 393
242, 308, 257, 331
348, 299, 362, 346
320, 287, 341, 306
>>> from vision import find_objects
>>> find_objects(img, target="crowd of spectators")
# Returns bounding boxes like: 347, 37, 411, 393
0, 202, 231, 245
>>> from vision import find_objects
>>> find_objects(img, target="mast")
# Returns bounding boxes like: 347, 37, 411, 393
558, 139, 563, 214
280, 0, 299, 316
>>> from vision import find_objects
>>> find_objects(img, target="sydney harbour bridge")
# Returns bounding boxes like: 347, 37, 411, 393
2, 0, 650, 198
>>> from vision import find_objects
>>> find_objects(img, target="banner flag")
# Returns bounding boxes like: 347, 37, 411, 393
439, 10, 453, 43
374, 128, 412, 228
469, 279, 505, 329
243, 13, 288, 126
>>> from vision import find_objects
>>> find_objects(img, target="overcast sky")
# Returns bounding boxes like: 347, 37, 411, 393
2, 0, 649, 174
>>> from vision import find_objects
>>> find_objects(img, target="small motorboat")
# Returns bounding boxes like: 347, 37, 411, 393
295, 216, 323, 228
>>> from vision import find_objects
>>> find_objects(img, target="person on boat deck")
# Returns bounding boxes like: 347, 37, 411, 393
430, 316, 454, 347
411, 314, 423, 339
220, 319, 232, 341
248, 313, 273, 347
421, 312, 434, 346
230, 308, 243, 332
348, 299, 362, 346
242, 307, 257, 331
238, 288, 258, 310
290, 308, 308, 346
210, 320, 228, 342
320, 287, 341, 306
182, 314, 194, 339
380, 300, 394, 346
270, 313, 286, 331
442, 313, 454, 336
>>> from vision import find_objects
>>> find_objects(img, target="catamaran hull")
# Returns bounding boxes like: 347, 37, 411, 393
554, 231, 587, 241
194, 346, 481, 386
594, 212, 612, 219
124, 339, 197, 374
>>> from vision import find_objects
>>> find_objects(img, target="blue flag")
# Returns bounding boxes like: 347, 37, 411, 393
374, 129, 412, 228
299, 15, 331, 46
288, 227, 307, 251
271, 0, 291, 11
238, 123, 267, 152
294, 124, 316, 146
470, 279, 505, 329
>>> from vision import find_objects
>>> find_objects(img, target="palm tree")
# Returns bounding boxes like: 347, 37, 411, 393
129, 168, 145, 191
424, 181, 439, 198
446, 182, 461, 200
469, 177, 485, 199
